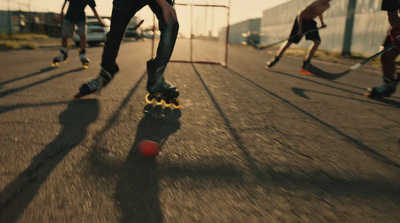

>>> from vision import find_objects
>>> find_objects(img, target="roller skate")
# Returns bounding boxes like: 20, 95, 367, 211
51, 48, 68, 67
74, 67, 113, 99
145, 59, 180, 109
266, 56, 279, 69
79, 49, 90, 69
364, 77, 398, 98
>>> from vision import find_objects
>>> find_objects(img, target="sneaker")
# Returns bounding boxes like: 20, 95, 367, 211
300, 68, 314, 76
266, 57, 280, 68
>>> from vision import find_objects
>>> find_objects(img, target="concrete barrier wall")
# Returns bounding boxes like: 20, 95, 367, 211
261, 0, 388, 55
0, 12, 11, 33
229, 18, 261, 44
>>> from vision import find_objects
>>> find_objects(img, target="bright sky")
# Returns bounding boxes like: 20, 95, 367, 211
1, 0, 290, 24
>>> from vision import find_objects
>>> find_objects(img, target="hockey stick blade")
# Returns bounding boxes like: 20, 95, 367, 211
251, 26, 325, 50
305, 63, 350, 80
305, 43, 397, 80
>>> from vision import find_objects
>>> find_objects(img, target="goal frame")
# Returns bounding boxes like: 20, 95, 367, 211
151, 1, 231, 67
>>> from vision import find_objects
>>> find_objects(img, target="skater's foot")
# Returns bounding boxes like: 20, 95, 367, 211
79, 49, 90, 69
300, 60, 313, 75
266, 56, 279, 68
52, 48, 68, 67
365, 78, 398, 98
300, 68, 314, 76
74, 67, 113, 98
146, 59, 180, 108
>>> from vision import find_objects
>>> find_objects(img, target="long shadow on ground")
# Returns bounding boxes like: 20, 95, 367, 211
291, 87, 400, 108
227, 68, 400, 168
115, 105, 181, 223
0, 67, 56, 87
0, 99, 99, 223
0, 68, 82, 98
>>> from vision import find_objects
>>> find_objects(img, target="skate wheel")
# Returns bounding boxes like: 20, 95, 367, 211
155, 94, 163, 106
145, 93, 154, 104
163, 100, 172, 108
172, 99, 181, 109
364, 92, 371, 98
155, 99, 163, 106
82, 65, 89, 69
51, 62, 59, 67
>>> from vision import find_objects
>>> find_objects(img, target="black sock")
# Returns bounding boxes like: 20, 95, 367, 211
302, 60, 310, 68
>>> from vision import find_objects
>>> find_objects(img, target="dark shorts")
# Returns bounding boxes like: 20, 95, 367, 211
383, 30, 400, 52
288, 17, 320, 44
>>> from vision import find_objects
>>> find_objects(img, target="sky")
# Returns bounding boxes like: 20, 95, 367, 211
1, 0, 291, 24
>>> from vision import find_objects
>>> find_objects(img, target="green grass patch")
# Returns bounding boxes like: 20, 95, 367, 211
0, 40, 38, 50
0, 33, 49, 40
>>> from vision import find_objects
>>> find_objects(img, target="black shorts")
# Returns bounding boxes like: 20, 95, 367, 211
288, 17, 321, 44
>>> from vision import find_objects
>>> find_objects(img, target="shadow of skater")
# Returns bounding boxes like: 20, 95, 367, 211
0, 99, 99, 223
115, 104, 181, 223
0, 67, 56, 87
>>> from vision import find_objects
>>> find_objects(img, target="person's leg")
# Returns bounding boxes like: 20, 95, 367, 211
301, 19, 320, 74
53, 21, 74, 64
304, 39, 321, 63
267, 17, 299, 68
149, 0, 179, 67
60, 21, 74, 49
146, 0, 179, 83
75, 1, 146, 98
101, 0, 146, 75
276, 41, 292, 57
147, 0, 179, 75
61, 36, 68, 48
144, 0, 180, 105
381, 36, 399, 81
76, 21, 89, 64
366, 35, 399, 97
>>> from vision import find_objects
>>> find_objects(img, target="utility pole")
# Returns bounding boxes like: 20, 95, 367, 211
7, 0, 12, 38
342, 0, 357, 56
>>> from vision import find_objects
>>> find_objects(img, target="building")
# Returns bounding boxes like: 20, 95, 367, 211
229, 18, 261, 44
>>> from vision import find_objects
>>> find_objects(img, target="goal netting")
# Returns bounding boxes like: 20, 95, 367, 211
151, 0, 231, 67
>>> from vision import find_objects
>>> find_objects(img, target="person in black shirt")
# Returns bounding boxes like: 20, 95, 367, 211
366, 0, 400, 97
74, 0, 180, 108
52, 0, 105, 68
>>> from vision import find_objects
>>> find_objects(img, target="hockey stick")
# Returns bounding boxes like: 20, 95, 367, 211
249, 26, 325, 50
305, 43, 397, 80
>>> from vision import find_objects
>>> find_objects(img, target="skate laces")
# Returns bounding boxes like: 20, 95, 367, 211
59, 48, 67, 60
80, 53, 87, 61
86, 76, 103, 91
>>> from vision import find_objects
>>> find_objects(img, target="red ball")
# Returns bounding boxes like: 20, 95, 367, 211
138, 140, 160, 157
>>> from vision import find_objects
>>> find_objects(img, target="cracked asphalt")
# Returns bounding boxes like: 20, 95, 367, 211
0, 40, 399, 223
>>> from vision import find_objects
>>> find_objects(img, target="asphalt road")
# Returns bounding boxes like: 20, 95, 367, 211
0, 40, 399, 223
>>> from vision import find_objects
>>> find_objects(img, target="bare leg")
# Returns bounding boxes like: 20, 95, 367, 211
79, 34, 86, 51
304, 39, 321, 62
61, 36, 68, 48
276, 40, 292, 57
381, 48, 399, 81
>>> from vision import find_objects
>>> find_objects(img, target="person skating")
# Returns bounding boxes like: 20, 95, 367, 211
266, 0, 331, 75
52, 0, 105, 68
75, 0, 180, 108
365, 0, 400, 98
